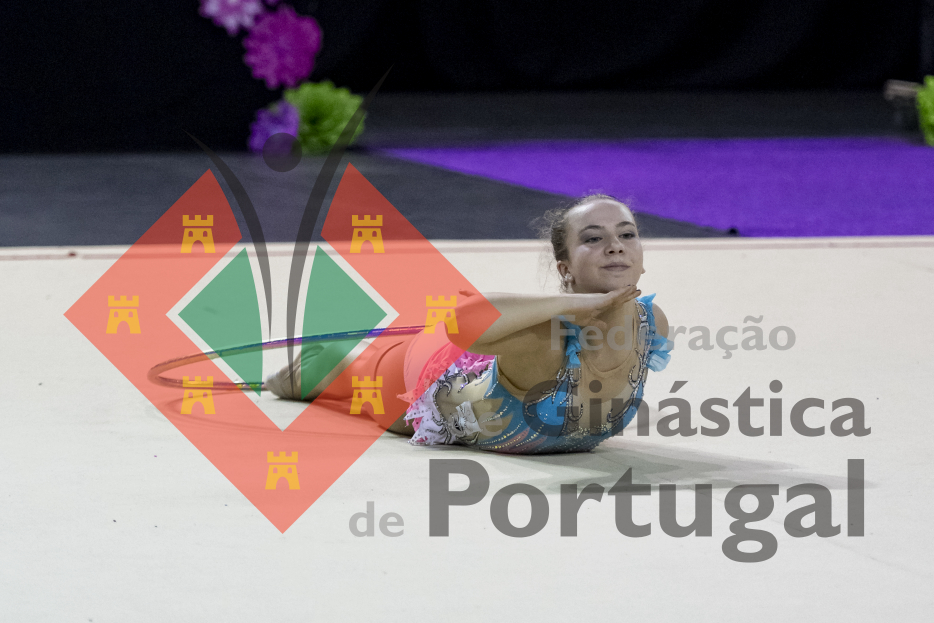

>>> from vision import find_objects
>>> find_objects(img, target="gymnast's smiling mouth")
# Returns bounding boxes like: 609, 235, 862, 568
601, 262, 631, 270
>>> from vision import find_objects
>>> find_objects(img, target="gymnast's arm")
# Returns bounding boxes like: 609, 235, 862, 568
457, 286, 641, 357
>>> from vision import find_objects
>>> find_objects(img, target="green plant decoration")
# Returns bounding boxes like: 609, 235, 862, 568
283, 81, 365, 154
918, 76, 934, 147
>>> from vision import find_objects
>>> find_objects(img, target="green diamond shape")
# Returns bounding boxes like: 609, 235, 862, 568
178, 247, 386, 399
179, 249, 263, 394
300, 247, 386, 399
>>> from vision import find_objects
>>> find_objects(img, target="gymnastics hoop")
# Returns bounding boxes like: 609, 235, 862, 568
147, 325, 426, 392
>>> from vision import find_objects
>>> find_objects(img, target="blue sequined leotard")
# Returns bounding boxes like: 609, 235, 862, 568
403, 294, 671, 454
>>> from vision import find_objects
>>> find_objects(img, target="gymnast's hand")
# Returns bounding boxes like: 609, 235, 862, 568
565, 285, 640, 332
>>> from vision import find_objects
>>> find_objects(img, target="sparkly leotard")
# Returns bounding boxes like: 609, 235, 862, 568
401, 294, 671, 454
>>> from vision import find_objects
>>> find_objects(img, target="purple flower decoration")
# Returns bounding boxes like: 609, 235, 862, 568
247, 101, 300, 153
199, 0, 265, 36
243, 5, 323, 89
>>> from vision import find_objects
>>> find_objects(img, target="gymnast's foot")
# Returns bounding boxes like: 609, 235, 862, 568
264, 341, 370, 401
264, 345, 319, 401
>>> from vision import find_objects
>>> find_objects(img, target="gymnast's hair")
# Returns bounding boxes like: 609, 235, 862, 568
534, 193, 636, 290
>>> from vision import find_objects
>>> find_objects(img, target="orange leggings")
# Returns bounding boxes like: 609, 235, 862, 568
322, 335, 416, 432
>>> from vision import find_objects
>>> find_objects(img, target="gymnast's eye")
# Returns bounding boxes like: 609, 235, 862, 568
621, 232, 636, 239
584, 236, 601, 243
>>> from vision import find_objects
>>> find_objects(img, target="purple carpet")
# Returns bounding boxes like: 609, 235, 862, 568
382, 137, 934, 237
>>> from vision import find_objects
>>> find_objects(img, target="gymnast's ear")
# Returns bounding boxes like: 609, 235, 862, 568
556, 260, 571, 278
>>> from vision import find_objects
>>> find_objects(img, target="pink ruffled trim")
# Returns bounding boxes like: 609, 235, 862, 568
454, 351, 495, 376
398, 347, 495, 403
397, 349, 495, 437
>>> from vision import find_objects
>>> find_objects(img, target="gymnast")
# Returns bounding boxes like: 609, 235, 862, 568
265, 194, 671, 454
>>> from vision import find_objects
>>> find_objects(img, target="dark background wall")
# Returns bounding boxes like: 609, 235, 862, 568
1, 0, 927, 152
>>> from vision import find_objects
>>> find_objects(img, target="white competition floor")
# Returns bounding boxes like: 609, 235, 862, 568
2, 237, 933, 622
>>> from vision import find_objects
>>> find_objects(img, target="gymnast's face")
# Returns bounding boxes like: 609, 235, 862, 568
558, 200, 644, 294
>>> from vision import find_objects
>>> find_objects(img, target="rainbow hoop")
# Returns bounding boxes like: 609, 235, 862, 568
147, 325, 426, 392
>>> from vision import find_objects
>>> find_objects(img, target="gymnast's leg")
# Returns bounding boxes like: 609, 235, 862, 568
264, 336, 415, 435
